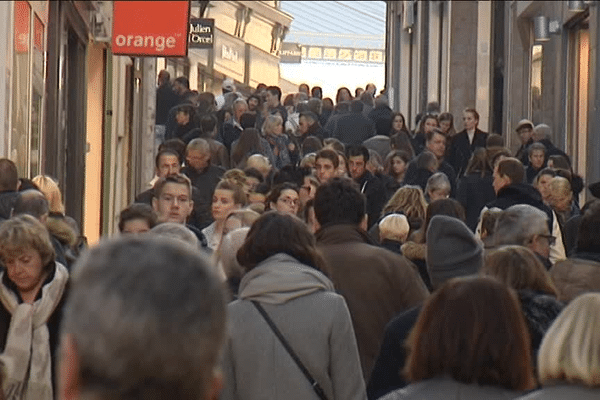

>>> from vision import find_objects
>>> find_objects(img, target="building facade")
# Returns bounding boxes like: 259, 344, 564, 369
386, 0, 599, 197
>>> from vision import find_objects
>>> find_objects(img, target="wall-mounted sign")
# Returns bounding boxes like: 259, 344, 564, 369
300, 45, 385, 64
112, 1, 189, 57
189, 18, 214, 49
278, 42, 301, 63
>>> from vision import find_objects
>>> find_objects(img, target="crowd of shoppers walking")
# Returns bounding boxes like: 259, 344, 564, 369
0, 72, 599, 399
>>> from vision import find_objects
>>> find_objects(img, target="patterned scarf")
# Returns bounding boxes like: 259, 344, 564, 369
0, 262, 68, 400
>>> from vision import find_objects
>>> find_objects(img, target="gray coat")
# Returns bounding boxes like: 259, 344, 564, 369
517, 385, 600, 399
379, 378, 524, 400
221, 253, 366, 400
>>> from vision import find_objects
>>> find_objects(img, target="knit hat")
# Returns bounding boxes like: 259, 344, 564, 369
426, 215, 483, 289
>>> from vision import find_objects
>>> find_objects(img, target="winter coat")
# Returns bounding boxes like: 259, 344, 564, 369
456, 172, 496, 232
316, 225, 429, 382
550, 252, 600, 303
181, 164, 225, 229
0, 261, 69, 395
367, 306, 421, 399
408, 132, 425, 156
363, 135, 392, 160
355, 171, 387, 229
221, 253, 366, 400
368, 104, 393, 137
447, 129, 488, 178
333, 112, 376, 145
400, 241, 431, 291
378, 378, 524, 400
517, 385, 600, 400
517, 289, 563, 357
0, 190, 18, 221
403, 159, 457, 197
479, 183, 566, 264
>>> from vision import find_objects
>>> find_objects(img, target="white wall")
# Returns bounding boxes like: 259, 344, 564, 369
280, 60, 385, 98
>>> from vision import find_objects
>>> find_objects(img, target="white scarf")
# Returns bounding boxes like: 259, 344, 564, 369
0, 262, 68, 400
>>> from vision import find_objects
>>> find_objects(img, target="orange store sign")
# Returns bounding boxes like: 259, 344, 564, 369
112, 1, 189, 57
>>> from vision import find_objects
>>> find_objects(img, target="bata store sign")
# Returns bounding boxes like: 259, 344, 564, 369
112, 1, 190, 57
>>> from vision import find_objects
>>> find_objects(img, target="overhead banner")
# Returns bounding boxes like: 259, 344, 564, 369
278, 42, 302, 63
112, 1, 189, 57
189, 18, 214, 49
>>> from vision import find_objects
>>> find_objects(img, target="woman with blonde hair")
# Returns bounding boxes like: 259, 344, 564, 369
31, 175, 81, 266
482, 245, 563, 357
518, 293, 600, 399
0, 215, 69, 399
32, 175, 64, 214
381, 185, 427, 232
262, 114, 291, 169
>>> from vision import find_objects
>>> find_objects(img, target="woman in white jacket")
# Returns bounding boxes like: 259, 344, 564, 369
221, 211, 366, 400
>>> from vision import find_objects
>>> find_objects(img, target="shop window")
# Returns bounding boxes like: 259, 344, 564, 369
11, 1, 31, 177
10, 2, 45, 178
530, 44, 543, 124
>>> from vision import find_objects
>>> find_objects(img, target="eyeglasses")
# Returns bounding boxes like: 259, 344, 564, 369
278, 197, 299, 206
160, 194, 189, 204
537, 234, 556, 246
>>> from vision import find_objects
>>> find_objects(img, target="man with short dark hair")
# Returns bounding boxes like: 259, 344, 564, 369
477, 157, 565, 264
59, 236, 226, 400
265, 85, 287, 123
313, 178, 428, 382
347, 145, 385, 228
403, 129, 457, 195
315, 149, 339, 184
333, 100, 376, 145
0, 158, 19, 221
219, 98, 248, 151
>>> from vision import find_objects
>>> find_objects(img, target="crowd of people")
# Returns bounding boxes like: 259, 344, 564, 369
0, 71, 599, 399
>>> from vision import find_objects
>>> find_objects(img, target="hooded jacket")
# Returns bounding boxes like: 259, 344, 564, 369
222, 253, 366, 400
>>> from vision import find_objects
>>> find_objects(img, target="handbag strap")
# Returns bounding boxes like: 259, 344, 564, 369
251, 300, 329, 400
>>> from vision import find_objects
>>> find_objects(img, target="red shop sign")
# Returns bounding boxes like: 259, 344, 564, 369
112, 1, 190, 57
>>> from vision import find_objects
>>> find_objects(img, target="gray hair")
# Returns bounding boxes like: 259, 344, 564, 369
187, 138, 210, 154
533, 124, 552, 141
232, 97, 248, 110
62, 236, 226, 399
426, 172, 451, 195
150, 222, 200, 248
493, 204, 549, 247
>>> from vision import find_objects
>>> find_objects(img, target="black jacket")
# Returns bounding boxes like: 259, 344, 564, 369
182, 165, 225, 229
366, 305, 421, 399
334, 112, 376, 145
355, 171, 386, 229
447, 129, 488, 177
0, 191, 18, 221
456, 172, 496, 231
403, 159, 457, 197
368, 104, 393, 137
486, 183, 554, 231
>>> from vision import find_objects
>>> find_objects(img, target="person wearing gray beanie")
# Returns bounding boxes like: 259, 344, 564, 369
426, 214, 483, 289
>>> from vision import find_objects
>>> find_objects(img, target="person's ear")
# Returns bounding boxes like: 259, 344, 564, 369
359, 214, 368, 231
59, 334, 80, 400
152, 197, 159, 212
